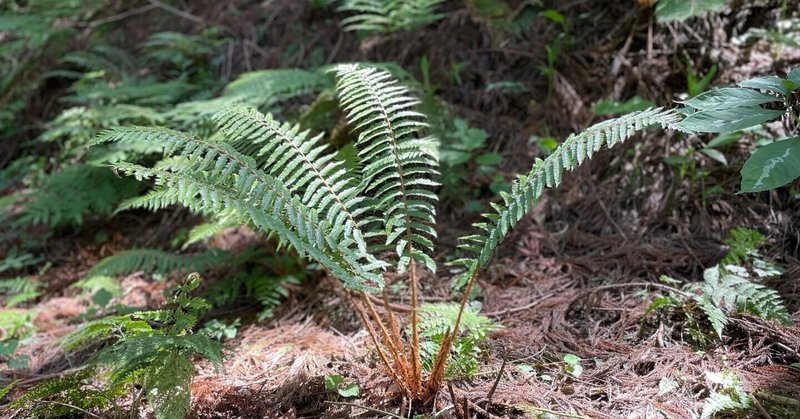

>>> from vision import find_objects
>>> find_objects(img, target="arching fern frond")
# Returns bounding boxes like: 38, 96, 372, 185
183, 217, 239, 248
213, 106, 368, 251
456, 108, 681, 272
96, 127, 384, 290
223, 68, 332, 105
85, 248, 232, 279
169, 68, 332, 125
338, 0, 446, 34
335, 64, 439, 272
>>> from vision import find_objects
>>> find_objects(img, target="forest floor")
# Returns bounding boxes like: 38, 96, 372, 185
4, 1, 800, 418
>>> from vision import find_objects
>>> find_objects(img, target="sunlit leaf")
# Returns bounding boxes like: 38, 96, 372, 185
739, 76, 789, 96
678, 88, 780, 111
655, 0, 727, 23
677, 107, 784, 133
740, 137, 800, 192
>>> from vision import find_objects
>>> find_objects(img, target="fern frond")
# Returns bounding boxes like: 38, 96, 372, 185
700, 370, 751, 418
204, 271, 300, 321
213, 106, 368, 251
338, 0, 446, 33
18, 164, 142, 227
455, 108, 681, 273
62, 315, 153, 351
142, 350, 194, 419
224, 68, 332, 106
418, 302, 499, 338
170, 68, 332, 123
97, 127, 385, 290
335, 64, 439, 271
416, 302, 499, 379
97, 334, 223, 383
8, 369, 121, 417
0, 277, 41, 307
699, 265, 790, 337
85, 248, 232, 279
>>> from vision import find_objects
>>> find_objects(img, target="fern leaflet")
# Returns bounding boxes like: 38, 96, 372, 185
417, 302, 499, 379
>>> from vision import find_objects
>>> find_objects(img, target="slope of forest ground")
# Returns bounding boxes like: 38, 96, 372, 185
1, 0, 800, 418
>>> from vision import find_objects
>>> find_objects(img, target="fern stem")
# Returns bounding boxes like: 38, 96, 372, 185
350, 293, 407, 392
408, 260, 422, 395
426, 265, 479, 396
360, 291, 412, 385
382, 289, 406, 359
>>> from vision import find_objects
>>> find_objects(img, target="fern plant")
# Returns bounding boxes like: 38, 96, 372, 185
337, 0, 446, 33
701, 370, 752, 418
654, 228, 790, 339
202, 250, 304, 321
697, 264, 790, 337
417, 302, 499, 379
98, 63, 681, 403
15, 164, 142, 227
9, 274, 223, 418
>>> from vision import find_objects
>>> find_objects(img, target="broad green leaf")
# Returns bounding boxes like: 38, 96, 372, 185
678, 88, 780, 110
788, 68, 800, 86
677, 107, 785, 133
92, 289, 114, 308
738, 76, 789, 96
440, 149, 471, 165
541, 9, 565, 25
740, 137, 800, 192
0, 339, 19, 356
324, 374, 344, 391
563, 353, 580, 365
655, 0, 727, 23
6, 354, 29, 369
